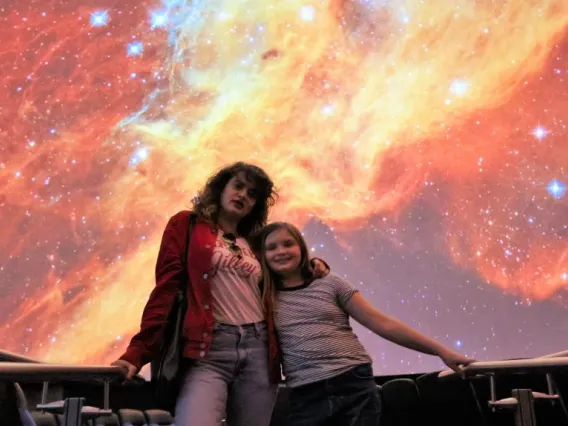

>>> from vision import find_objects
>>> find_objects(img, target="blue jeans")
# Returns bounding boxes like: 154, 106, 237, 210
20, 408, 36, 426
175, 322, 278, 426
286, 364, 381, 426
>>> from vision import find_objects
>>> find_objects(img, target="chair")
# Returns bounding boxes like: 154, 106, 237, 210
29, 411, 58, 426
416, 371, 488, 426
118, 408, 148, 426
144, 409, 173, 426
379, 378, 421, 426
92, 412, 120, 426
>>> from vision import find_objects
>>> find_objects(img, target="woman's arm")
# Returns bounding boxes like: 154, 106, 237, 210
345, 292, 473, 371
117, 211, 191, 371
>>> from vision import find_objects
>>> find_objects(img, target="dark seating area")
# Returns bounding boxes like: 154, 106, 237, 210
14, 370, 567, 426
29, 409, 172, 426
2, 349, 568, 426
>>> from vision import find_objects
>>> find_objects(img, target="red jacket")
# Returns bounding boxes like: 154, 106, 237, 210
120, 210, 282, 383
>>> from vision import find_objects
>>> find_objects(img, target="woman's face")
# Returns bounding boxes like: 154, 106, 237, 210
220, 171, 258, 220
264, 228, 302, 277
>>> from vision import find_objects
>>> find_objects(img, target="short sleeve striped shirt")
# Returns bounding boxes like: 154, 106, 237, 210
275, 273, 372, 388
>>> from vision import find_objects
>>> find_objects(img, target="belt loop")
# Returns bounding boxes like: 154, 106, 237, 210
254, 322, 261, 338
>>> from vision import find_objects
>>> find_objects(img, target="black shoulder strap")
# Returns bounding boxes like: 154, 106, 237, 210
182, 213, 194, 268
180, 213, 195, 292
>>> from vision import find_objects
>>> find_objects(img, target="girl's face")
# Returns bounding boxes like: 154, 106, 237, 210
264, 228, 303, 277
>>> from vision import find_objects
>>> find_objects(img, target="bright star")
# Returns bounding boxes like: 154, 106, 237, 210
150, 11, 168, 28
129, 147, 149, 166
449, 79, 470, 96
321, 104, 334, 116
90, 10, 109, 27
532, 126, 548, 140
300, 6, 316, 21
127, 41, 144, 56
547, 179, 566, 199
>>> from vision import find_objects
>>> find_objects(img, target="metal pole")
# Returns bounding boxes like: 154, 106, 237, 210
62, 397, 84, 426
103, 380, 110, 410
512, 389, 536, 426
41, 381, 49, 405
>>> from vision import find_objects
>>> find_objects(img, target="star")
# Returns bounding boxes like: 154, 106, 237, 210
90, 10, 109, 27
127, 41, 144, 56
547, 179, 566, 199
532, 126, 549, 140
150, 11, 168, 29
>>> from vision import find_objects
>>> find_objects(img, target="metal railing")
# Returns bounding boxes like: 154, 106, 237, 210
539, 349, 568, 359
0, 362, 126, 382
438, 350, 568, 426
0, 349, 41, 363
438, 357, 568, 379
0, 360, 144, 426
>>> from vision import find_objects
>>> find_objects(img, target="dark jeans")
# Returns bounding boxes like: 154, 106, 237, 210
287, 363, 381, 426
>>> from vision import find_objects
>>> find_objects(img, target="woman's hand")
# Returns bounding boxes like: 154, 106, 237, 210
311, 258, 330, 278
111, 359, 139, 380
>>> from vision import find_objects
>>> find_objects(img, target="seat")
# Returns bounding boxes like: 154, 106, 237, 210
144, 409, 173, 425
118, 408, 148, 426
30, 411, 58, 426
416, 371, 488, 426
93, 412, 120, 426
38, 399, 113, 420
379, 378, 421, 426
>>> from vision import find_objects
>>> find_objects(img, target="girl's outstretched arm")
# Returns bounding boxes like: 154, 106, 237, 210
345, 292, 474, 373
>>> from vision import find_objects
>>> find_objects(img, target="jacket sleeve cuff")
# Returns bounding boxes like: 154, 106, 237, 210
119, 346, 146, 370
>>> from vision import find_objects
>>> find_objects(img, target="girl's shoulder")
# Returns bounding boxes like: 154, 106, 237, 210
312, 272, 351, 289
313, 272, 355, 293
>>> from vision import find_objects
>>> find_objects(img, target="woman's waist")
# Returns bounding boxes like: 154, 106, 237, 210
214, 320, 267, 334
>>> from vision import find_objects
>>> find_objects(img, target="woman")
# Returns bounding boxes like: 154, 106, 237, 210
257, 222, 474, 426
112, 162, 327, 426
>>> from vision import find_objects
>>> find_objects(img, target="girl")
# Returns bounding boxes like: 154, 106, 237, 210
112, 163, 328, 426
258, 222, 473, 426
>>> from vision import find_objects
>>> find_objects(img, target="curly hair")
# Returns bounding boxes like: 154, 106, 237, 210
192, 162, 277, 237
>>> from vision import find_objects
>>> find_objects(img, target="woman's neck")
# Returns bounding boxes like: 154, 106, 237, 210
217, 212, 239, 235
281, 272, 304, 289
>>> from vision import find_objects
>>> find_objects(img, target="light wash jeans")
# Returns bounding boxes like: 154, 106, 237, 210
175, 322, 278, 426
